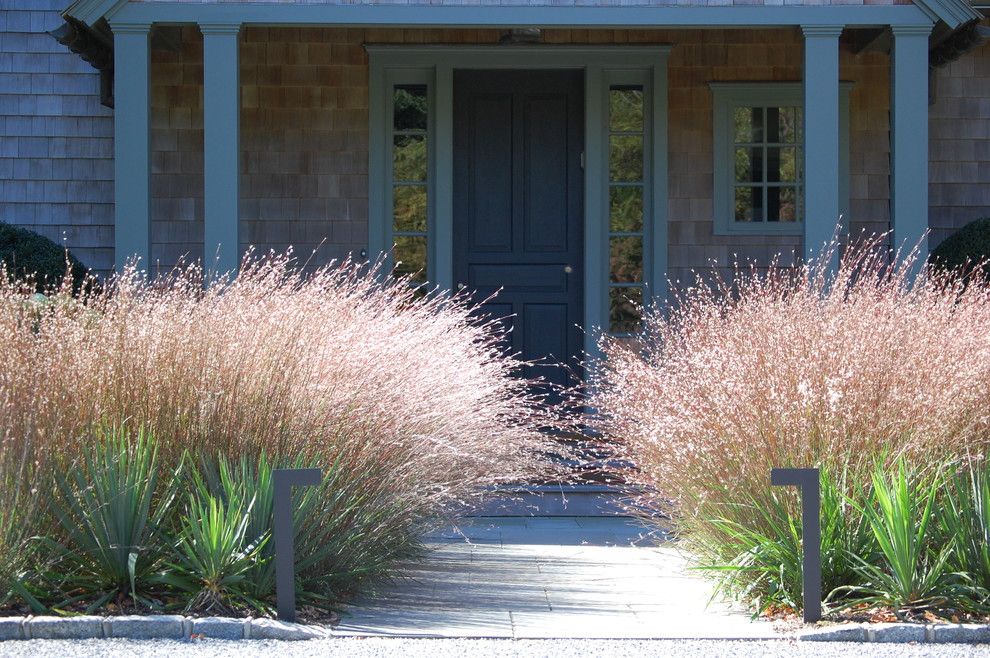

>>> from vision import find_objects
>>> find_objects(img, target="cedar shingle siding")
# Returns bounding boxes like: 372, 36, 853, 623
0, 8, 987, 277
0, 1, 114, 275
929, 39, 990, 251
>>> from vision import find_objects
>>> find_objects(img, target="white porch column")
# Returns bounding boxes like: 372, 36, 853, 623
891, 24, 933, 262
110, 22, 152, 272
801, 25, 843, 271
201, 23, 242, 276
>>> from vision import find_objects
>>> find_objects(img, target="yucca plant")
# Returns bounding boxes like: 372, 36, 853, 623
49, 426, 179, 611
696, 464, 875, 615
195, 452, 423, 611
160, 476, 267, 615
941, 460, 990, 606
840, 459, 974, 613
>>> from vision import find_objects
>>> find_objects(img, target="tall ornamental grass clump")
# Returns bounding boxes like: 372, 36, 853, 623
591, 236, 990, 615
0, 253, 551, 613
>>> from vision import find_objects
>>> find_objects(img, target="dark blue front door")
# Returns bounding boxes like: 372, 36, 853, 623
453, 69, 585, 390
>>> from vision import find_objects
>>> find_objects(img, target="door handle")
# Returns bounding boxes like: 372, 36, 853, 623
457, 282, 467, 290
563, 265, 573, 274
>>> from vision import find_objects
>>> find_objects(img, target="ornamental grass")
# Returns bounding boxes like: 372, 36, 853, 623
0, 253, 553, 614
590, 235, 990, 615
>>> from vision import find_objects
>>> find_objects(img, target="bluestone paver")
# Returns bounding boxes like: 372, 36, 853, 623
336, 517, 778, 640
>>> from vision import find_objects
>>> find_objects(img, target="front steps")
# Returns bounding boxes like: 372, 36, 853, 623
471, 484, 629, 516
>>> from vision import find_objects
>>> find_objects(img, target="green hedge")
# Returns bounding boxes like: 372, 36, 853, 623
0, 222, 87, 292
930, 218, 990, 277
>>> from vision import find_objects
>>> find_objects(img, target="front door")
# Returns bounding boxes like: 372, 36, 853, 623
453, 70, 585, 391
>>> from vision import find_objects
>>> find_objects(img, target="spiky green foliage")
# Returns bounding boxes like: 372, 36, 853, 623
161, 468, 267, 615
841, 460, 976, 613
696, 466, 876, 615
941, 461, 990, 605
49, 426, 178, 611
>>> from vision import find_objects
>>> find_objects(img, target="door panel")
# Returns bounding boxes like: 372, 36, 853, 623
453, 70, 584, 387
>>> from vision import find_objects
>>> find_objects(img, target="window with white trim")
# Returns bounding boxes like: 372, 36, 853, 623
712, 83, 849, 236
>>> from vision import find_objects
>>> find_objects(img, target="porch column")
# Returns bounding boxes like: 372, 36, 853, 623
201, 23, 242, 276
801, 25, 843, 271
890, 24, 932, 262
110, 22, 152, 272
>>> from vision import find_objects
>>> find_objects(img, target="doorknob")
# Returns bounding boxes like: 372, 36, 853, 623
457, 282, 467, 290
563, 265, 573, 274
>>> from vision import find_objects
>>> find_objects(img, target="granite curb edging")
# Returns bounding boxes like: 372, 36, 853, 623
0, 615, 332, 642
797, 622, 990, 643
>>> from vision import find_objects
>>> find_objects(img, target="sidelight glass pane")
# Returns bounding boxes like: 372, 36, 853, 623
769, 106, 801, 144
735, 186, 763, 222
734, 147, 763, 183
609, 86, 644, 132
393, 185, 428, 232
609, 186, 644, 233
609, 286, 643, 334
609, 135, 643, 182
393, 85, 427, 132
609, 236, 644, 283
733, 107, 764, 144
767, 147, 797, 183
393, 235, 427, 284
768, 186, 799, 223
393, 134, 427, 182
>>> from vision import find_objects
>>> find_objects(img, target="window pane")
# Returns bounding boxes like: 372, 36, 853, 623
609, 186, 644, 232
393, 185, 427, 232
735, 147, 763, 183
609, 236, 643, 283
734, 186, 763, 222
609, 135, 643, 182
609, 286, 643, 334
393, 134, 427, 182
768, 186, 799, 223
393, 235, 427, 283
767, 147, 797, 183
393, 85, 427, 132
733, 107, 764, 144
609, 86, 644, 132
769, 106, 801, 144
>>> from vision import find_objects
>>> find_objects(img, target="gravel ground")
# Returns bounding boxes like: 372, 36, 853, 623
2, 638, 990, 657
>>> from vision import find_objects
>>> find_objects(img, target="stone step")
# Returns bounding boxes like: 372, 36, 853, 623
470, 484, 629, 517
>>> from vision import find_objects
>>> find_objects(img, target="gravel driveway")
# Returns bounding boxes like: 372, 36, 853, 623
1, 638, 989, 658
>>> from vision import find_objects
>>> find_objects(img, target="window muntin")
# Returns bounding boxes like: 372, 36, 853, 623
607, 84, 646, 335
391, 84, 429, 285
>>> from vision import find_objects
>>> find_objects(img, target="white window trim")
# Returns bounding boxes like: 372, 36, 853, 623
711, 82, 851, 237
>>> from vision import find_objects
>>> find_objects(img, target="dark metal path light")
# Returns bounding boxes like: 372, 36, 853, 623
273, 468, 323, 623
770, 467, 822, 624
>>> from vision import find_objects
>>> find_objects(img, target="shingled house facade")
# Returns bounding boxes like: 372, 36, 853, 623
1, 0, 988, 368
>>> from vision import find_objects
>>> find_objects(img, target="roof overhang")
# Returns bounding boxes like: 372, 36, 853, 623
912, 0, 982, 30
62, 0, 976, 32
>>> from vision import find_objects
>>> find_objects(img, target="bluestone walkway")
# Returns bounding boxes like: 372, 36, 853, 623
335, 517, 780, 639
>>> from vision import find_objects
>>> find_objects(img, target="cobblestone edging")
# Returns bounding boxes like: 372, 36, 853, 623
798, 622, 990, 643
0, 615, 331, 642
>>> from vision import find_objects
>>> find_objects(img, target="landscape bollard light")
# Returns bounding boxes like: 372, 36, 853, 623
770, 467, 821, 623
273, 467, 322, 623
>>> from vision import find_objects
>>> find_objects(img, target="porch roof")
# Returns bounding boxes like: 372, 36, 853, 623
65, 0, 978, 31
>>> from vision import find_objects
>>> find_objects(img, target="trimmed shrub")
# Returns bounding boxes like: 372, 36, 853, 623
591, 235, 990, 616
930, 218, 990, 279
0, 222, 86, 292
